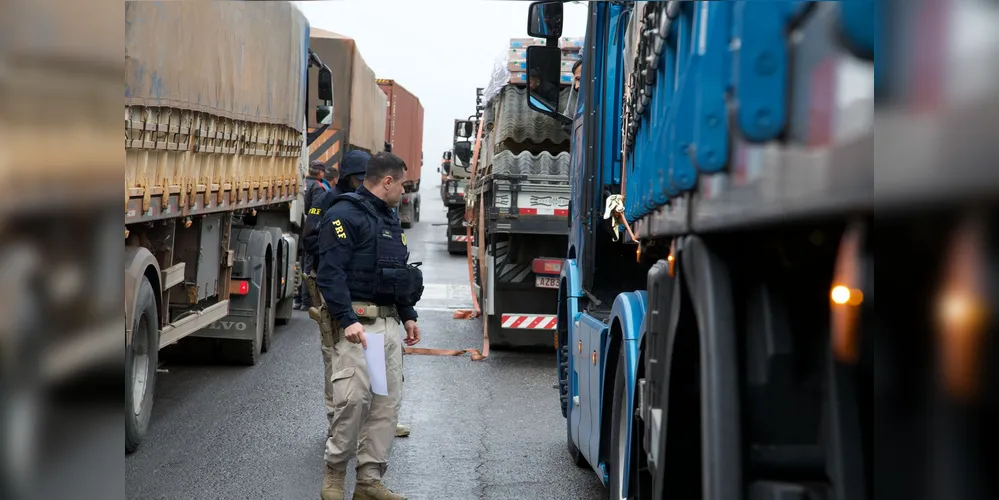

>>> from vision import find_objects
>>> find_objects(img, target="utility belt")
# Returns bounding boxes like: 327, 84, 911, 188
351, 302, 399, 324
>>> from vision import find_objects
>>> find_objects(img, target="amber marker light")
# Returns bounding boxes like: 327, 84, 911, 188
667, 239, 676, 277
935, 217, 989, 402
830, 224, 865, 364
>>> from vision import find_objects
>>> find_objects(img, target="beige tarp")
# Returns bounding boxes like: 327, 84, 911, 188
309, 28, 387, 153
125, 1, 308, 131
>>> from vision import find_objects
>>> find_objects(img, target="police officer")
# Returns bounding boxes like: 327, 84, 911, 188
316, 152, 422, 500
295, 160, 330, 310
304, 150, 413, 443
302, 150, 369, 258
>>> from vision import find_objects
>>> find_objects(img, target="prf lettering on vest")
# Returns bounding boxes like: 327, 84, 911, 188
308, 207, 322, 215
332, 219, 346, 239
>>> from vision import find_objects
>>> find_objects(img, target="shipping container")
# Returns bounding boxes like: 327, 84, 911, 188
377, 79, 424, 191
307, 28, 387, 172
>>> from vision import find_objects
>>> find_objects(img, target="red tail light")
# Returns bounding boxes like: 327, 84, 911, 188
230, 279, 250, 295
532, 258, 563, 275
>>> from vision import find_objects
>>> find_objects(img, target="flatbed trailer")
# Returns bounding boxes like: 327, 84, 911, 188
467, 76, 573, 348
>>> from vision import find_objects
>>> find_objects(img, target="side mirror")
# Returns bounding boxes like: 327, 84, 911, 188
454, 120, 474, 139
527, 1, 563, 39
316, 65, 334, 125
525, 46, 571, 125
316, 105, 333, 125
317, 66, 334, 103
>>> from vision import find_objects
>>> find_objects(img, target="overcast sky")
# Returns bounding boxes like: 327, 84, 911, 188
295, 0, 588, 186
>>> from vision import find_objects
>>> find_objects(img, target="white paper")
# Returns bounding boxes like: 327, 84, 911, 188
364, 333, 388, 396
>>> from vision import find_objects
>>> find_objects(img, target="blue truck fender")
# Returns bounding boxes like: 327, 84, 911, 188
560, 258, 584, 298
600, 291, 648, 483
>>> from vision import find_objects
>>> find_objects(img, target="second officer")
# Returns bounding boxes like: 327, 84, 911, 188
315, 151, 423, 500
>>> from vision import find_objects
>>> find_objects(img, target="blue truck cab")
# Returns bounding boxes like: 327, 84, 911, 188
523, 1, 878, 499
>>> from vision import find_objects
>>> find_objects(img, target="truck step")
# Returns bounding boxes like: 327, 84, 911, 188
500, 314, 557, 330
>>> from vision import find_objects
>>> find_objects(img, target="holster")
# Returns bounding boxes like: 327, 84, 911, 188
305, 272, 340, 347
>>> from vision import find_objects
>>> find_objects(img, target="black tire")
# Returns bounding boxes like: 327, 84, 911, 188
558, 345, 569, 417
126, 276, 159, 454
261, 263, 276, 353
607, 350, 629, 499
275, 297, 292, 326
230, 283, 264, 366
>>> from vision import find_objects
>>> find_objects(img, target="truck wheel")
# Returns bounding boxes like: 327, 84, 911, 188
261, 262, 277, 353
558, 345, 569, 417
607, 350, 629, 499
230, 283, 264, 366
126, 276, 159, 454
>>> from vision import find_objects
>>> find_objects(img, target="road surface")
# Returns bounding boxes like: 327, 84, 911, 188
124, 185, 604, 500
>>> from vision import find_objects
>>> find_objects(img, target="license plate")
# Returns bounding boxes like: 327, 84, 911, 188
535, 275, 559, 289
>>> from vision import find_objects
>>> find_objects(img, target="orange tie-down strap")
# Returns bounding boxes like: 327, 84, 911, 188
404, 114, 491, 361
402, 310, 488, 361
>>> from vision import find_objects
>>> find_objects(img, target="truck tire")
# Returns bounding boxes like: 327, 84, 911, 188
607, 350, 630, 498
261, 260, 277, 353
229, 283, 264, 366
126, 275, 159, 454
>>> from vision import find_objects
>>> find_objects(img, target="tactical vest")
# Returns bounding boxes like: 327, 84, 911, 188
334, 193, 424, 307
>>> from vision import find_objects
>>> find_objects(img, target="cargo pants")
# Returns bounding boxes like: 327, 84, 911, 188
323, 311, 404, 481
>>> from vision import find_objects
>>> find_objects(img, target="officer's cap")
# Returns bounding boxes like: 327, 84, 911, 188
341, 150, 371, 178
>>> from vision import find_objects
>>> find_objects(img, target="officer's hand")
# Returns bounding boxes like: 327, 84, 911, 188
403, 320, 421, 346
344, 322, 367, 348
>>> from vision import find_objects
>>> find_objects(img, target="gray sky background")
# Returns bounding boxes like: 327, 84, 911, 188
295, 0, 587, 187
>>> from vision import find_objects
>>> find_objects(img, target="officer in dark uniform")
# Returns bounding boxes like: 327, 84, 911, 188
316, 152, 422, 500
302, 150, 370, 258
296, 160, 331, 310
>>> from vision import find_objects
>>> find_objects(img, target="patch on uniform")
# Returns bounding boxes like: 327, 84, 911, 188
332, 219, 346, 239
382, 229, 392, 239
401, 233, 407, 246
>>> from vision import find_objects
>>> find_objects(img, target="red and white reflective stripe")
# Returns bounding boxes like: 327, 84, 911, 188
500, 314, 557, 330
518, 208, 569, 216
451, 235, 472, 242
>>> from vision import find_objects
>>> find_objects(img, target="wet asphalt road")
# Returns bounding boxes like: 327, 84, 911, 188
125, 186, 605, 500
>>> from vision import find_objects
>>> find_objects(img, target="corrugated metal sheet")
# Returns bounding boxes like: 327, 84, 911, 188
492, 150, 570, 177
309, 28, 387, 154
125, 1, 308, 131
487, 85, 571, 147
378, 79, 424, 187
